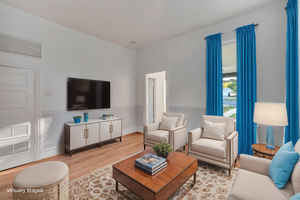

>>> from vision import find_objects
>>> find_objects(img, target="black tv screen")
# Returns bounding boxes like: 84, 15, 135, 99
67, 78, 110, 110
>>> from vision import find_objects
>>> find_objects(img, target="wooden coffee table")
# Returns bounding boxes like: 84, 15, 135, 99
112, 149, 198, 200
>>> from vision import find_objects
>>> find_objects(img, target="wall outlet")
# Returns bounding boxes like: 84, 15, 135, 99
44, 90, 52, 96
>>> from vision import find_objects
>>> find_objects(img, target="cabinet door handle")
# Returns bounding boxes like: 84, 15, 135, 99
84, 129, 88, 138
109, 125, 113, 133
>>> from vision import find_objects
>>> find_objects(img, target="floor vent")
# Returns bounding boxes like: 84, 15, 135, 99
0, 33, 41, 58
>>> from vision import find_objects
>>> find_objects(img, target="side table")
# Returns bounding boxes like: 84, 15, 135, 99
252, 143, 280, 160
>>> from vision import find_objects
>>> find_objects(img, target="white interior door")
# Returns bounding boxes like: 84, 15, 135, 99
0, 66, 36, 171
147, 78, 155, 124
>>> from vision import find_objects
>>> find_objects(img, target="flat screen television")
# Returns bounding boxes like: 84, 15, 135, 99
67, 77, 110, 110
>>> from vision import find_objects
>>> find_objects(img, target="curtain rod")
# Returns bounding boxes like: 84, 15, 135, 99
204, 23, 259, 40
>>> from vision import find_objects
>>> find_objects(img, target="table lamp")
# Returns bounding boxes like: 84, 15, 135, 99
253, 102, 288, 150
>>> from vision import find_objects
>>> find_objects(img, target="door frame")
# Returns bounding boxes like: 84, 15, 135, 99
146, 77, 156, 125
144, 69, 168, 126
0, 52, 42, 162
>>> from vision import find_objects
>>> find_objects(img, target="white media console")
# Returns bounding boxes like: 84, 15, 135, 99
65, 118, 122, 157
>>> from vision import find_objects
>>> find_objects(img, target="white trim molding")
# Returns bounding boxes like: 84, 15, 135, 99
137, 127, 144, 133
42, 145, 65, 159
169, 105, 206, 110
122, 127, 139, 136
42, 105, 139, 115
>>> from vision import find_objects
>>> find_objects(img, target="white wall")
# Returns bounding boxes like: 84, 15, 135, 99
0, 3, 139, 158
146, 71, 165, 124
0, 1, 291, 161
137, 2, 287, 146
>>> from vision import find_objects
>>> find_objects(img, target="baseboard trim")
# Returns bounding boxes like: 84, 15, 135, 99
122, 127, 139, 136
137, 126, 143, 133
126, 132, 143, 136
42, 145, 65, 159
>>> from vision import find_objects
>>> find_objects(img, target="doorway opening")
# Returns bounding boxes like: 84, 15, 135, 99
145, 71, 166, 125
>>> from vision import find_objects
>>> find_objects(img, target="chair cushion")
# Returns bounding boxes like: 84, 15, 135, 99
291, 139, 300, 194
201, 115, 234, 138
13, 161, 68, 188
269, 141, 300, 189
202, 120, 226, 141
229, 169, 294, 200
191, 138, 226, 158
159, 116, 178, 130
163, 112, 185, 127
145, 130, 169, 143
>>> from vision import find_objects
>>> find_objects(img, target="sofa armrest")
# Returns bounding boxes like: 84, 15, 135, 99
144, 123, 160, 134
183, 118, 188, 127
188, 128, 202, 144
170, 126, 187, 150
227, 131, 238, 140
240, 154, 271, 176
170, 125, 186, 132
226, 131, 238, 165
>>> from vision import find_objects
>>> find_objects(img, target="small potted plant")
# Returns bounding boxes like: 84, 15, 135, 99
152, 142, 173, 158
73, 116, 82, 123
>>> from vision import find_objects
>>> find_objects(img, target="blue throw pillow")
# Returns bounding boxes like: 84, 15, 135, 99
268, 141, 299, 189
290, 193, 300, 200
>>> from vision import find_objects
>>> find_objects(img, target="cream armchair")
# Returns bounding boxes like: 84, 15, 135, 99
188, 115, 238, 176
144, 112, 188, 151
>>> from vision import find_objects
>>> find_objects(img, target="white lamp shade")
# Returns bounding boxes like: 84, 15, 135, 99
253, 102, 288, 126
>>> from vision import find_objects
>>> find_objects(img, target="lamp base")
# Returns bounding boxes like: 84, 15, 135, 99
265, 144, 275, 150
265, 126, 275, 150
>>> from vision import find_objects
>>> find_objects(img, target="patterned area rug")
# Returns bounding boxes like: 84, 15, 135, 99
69, 154, 238, 200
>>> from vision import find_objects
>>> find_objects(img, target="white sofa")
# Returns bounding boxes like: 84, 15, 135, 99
188, 115, 238, 176
143, 112, 188, 151
229, 140, 300, 200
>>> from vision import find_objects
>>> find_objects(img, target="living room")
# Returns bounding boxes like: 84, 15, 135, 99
0, 0, 299, 199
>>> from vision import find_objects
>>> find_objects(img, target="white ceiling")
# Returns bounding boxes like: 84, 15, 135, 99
0, 0, 282, 50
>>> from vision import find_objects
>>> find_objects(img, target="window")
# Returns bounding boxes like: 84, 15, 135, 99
222, 42, 237, 118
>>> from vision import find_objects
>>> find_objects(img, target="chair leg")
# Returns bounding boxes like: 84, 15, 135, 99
228, 169, 231, 177
144, 144, 146, 150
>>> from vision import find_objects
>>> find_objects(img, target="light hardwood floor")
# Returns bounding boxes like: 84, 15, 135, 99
0, 132, 239, 199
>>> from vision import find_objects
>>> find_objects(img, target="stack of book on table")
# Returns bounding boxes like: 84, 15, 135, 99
134, 153, 167, 175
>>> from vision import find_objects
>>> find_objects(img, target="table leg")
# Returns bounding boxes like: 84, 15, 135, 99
194, 172, 196, 184
116, 180, 118, 191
